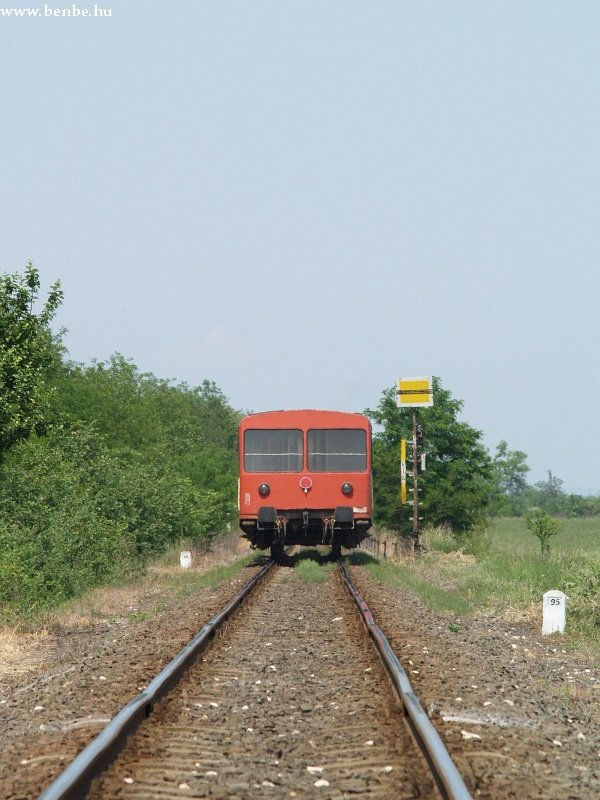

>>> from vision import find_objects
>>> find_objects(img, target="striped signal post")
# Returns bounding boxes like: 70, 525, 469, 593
396, 377, 433, 551
400, 438, 407, 506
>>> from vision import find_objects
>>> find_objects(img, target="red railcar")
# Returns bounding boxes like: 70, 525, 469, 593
238, 410, 372, 560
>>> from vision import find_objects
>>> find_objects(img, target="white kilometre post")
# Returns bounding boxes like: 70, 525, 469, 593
180, 551, 192, 569
542, 590, 566, 635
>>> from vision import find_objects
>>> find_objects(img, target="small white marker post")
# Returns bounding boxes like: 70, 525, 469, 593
180, 551, 192, 569
542, 590, 566, 635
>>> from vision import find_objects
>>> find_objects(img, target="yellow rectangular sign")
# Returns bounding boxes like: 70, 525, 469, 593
396, 376, 433, 407
400, 438, 407, 505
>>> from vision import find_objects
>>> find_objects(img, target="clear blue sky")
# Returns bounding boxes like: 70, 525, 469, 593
1, 1, 598, 492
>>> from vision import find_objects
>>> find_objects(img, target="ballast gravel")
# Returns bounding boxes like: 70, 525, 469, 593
349, 566, 600, 799
0, 545, 598, 799
86, 566, 434, 799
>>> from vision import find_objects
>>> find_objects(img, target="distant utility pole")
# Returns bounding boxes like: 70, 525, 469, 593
396, 377, 433, 551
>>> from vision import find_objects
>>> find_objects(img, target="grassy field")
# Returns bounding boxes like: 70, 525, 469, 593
355, 518, 600, 655
484, 516, 600, 557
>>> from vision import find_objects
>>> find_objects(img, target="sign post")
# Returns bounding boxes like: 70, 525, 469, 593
396, 377, 433, 551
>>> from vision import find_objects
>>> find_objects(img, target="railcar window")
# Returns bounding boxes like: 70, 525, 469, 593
307, 429, 367, 472
244, 429, 303, 472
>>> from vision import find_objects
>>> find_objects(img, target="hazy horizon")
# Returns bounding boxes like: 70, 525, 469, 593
2, 1, 598, 494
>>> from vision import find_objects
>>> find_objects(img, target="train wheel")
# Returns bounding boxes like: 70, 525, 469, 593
270, 542, 286, 563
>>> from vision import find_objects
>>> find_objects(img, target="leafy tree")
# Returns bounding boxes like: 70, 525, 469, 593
366, 378, 492, 534
527, 471, 566, 516
0, 263, 63, 456
563, 493, 600, 517
490, 440, 530, 516
51, 356, 240, 508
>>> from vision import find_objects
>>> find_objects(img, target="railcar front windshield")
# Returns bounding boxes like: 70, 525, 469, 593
307, 429, 367, 472
244, 429, 303, 472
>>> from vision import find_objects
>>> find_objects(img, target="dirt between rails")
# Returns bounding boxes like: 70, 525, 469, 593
86, 564, 435, 800
0, 540, 597, 799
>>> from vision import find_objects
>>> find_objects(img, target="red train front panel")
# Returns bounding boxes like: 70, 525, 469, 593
238, 410, 372, 551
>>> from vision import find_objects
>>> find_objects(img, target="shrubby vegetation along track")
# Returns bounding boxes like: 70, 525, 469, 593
38, 553, 474, 800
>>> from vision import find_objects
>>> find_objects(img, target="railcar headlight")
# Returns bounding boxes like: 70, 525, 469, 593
341, 482, 353, 496
258, 483, 271, 497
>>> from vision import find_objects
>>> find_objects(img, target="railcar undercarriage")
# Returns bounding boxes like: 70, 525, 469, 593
240, 506, 371, 561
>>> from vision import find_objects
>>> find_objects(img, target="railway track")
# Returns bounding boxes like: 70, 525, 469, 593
39, 551, 472, 800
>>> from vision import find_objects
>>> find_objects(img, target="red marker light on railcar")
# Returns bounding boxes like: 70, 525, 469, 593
299, 476, 312, 495
258, 483, 270, 497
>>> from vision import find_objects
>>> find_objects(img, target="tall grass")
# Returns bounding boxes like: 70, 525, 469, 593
165, 555, 257, 595
292, 549, 337, 583
357, 518, 600, 653
486, 516, 600, 556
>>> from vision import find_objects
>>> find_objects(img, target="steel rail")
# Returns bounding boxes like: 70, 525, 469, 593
38, 557, 275, 800
339, 561, 473, 800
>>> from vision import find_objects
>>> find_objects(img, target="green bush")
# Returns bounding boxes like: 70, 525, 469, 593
94, 456, 230, 558
0, 512, 131, 613
0, 268, 239, 616
0, 431, 135, 612
0, 426, 231, 614
525, 508, 561, 557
